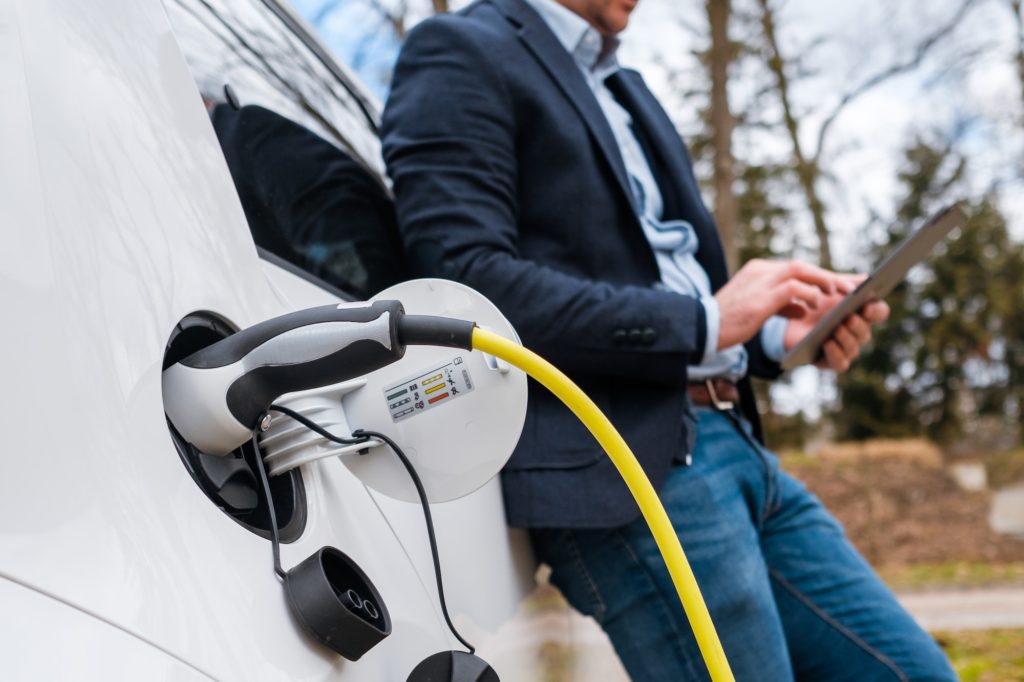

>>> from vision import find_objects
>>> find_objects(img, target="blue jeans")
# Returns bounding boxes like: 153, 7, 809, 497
531, 409, 956, 681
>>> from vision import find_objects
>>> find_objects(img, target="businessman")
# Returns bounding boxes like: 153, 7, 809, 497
381, 0, 955, 678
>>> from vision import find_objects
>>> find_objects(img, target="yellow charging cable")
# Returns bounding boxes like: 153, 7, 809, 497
472, 327, 734, 682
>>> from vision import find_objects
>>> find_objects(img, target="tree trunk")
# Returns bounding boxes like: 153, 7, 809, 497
1012, 0, 1024, 118
431, 0, 449, 13
756, 0, 832, 268
706, 0, 739, 272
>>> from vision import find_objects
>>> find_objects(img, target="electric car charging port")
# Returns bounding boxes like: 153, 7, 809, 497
163, 312, 306, 542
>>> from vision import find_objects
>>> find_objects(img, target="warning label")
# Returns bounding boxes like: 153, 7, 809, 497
384, 356, 475, 422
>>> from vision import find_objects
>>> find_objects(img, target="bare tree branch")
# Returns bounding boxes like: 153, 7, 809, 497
812, 0, 978, 165
1010, 0, 1024, 120
756, 0, 832, 266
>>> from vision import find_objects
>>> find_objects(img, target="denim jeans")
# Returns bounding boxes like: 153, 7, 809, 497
531, 409, 956, 681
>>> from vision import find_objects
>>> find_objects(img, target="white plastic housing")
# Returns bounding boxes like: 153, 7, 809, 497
341, 279, 529, 503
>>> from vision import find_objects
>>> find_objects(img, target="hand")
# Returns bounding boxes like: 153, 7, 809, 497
783, 275, 890, 373
715, 259, 848, 350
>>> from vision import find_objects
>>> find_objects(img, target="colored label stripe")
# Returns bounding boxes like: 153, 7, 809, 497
421, 373, 444, 386
427, 392, 450, 405
424, 383, 447, 395
386, 388, 408, 401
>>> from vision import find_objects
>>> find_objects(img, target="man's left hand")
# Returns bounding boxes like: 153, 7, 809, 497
783, 276, 891, 373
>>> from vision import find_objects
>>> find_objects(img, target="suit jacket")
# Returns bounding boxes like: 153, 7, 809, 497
381, 0, 782, 528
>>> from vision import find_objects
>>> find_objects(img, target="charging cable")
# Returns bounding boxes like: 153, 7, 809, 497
469, 328, 735, 682
164, 302, 731, 679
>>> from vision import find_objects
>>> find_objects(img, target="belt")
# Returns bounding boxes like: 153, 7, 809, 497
688, 378, 739, 410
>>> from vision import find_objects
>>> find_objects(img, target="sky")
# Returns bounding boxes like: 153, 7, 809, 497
290, 0, 1024, 417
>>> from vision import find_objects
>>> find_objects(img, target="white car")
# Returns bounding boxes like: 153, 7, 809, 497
0, 0, 537, 678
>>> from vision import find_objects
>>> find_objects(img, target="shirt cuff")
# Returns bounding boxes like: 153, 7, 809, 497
761, 315, 788, 363
699, 295, 720, 364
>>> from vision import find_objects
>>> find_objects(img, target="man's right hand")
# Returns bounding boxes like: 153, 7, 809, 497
714, 259, 844, 350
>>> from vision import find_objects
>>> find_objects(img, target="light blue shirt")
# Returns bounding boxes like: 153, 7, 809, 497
521, 0, 787, 378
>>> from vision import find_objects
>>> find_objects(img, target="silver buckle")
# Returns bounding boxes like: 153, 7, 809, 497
705, 379, 734, 411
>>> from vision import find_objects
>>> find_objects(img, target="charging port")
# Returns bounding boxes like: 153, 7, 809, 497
163, 311, 306, 543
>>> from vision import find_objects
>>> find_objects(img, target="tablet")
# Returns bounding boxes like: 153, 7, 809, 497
781, 203, 967, 370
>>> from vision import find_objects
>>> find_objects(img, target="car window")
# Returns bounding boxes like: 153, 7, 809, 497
166, 0, 406, 298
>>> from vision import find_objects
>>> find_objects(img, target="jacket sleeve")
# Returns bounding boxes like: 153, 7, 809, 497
381, 16, 707, 386
745, 330, 783, 381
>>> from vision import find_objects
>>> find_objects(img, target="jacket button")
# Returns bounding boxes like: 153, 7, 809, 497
641, 328, 656, 346
628, 328, 643, 345
612, 329, 627, 345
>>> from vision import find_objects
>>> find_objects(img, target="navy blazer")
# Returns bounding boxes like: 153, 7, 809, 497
382, 0, 781, 528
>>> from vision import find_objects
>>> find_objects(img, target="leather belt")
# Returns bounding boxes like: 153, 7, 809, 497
688, 378, 739, 410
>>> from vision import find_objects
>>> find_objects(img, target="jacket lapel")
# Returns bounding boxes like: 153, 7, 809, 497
488, 0, 638, 216
607, 69, 728, 286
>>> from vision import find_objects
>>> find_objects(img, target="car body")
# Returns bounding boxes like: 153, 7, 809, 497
0, 0, 536, 678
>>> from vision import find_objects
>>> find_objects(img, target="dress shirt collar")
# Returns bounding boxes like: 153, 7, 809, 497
521, 0, 621, 77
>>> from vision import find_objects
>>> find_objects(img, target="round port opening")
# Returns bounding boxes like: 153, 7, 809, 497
163, 311, 306, 542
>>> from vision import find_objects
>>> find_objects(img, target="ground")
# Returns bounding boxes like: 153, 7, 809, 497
781, 440, 1024, 566
499, 440, 1024, 681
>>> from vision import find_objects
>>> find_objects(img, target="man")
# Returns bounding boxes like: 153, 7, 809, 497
381, 0, 956, 679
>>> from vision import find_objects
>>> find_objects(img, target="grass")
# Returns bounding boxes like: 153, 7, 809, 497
935, 629, 1024, 682
878, 562, 1024, 591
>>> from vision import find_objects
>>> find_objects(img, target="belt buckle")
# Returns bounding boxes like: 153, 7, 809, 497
704, 379, 734, 411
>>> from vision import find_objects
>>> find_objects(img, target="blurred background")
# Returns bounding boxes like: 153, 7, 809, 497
289, 0, 1024, 678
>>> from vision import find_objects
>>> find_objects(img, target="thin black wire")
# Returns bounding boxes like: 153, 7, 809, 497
353, 428, 476, 655
268, 404, 370, 445
263, 406, 475, 653
250, 430, 287, 580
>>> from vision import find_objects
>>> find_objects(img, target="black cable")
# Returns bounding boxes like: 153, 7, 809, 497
268, 404, 371, 445
261, 405, 475, 653
250, 430, 287, 581
352, 428, 476, 655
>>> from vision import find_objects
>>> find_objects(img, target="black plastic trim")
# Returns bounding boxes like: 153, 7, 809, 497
257, 246, 355, 301
397, 315, 476, 350
225, 337, 406, 428
258, 0, 381, 134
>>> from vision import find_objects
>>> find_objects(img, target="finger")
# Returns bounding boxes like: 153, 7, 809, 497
836, 274, 866, 295
844, 314, 872, 346
861, 299, 890, 323
776, 280, 824, 312
832, 322, 861, 359
769, 261, 839, 295
787, 262, 851, 294
778, 301, 810, 319
822, 339, 851, 373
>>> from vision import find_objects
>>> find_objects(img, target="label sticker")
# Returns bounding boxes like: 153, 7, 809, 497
384, 356, 475, 422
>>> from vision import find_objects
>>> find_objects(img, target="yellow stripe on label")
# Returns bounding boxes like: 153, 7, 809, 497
421, 373, 444, 386
424, 383, 447, 395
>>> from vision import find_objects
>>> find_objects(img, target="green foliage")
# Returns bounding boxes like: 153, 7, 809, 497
834, 139, 1024, 445
878, 561, 1024, 590
935, 629, 1024, 682
735, 161, 792, 262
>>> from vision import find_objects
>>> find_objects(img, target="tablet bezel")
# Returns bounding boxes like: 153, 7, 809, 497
780, 203, 967, 370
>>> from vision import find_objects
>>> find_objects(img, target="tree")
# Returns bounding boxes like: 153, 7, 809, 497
705, 0, 740, 272
753, 0, 978, 268
834, 138, 1024, 446
1011, 0, 1024, 118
